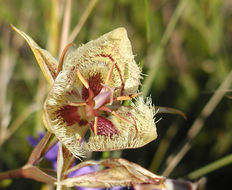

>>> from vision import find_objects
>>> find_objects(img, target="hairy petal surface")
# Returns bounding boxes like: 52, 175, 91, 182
43, 27, 157, 157
43, 28, 143, 157
43, 69, 88, 158
85, 97, 157, 151
62, 27, 141, 96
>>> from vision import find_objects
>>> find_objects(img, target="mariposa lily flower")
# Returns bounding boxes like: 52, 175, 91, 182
12, 26, 157, 158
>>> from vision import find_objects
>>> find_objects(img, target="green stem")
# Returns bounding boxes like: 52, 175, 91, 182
144, 0, 151, 43
162, 69, 232, 176
68, 0, 99, 43
188, 153, 232, 180
142, 0, 188, 96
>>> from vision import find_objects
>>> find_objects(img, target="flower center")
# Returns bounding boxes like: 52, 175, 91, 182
81, 73, 114, 118
79, 72, 118, 136
81, 73, 103, 101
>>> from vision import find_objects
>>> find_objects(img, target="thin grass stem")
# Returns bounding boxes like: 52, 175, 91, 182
59, 0, 72, 57
144, 0, 151, 43
47, 0, 62, 56
188, 153, 232, 180
68, 0, 99, 43
162, 69, 232, 176
149, 124, 178, 172
142, 0, 188, 96
0, 103, 41, 147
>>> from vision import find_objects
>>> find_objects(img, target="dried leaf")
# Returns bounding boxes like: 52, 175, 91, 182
58, 158, 165, 188
59, 166, 145, 188
60, 158, 198, 190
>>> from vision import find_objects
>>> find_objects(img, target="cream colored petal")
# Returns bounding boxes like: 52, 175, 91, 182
63, 27, 141, 96
44, 67, 88, 158
44, 28, 145, 157
11, 25, 58, 85
85, 97, 157, 151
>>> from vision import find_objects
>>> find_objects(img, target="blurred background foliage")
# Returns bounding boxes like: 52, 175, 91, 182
1, 0, 232, 189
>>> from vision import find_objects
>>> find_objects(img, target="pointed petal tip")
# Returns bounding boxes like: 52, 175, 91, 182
10, 24, 21, 34
109, 27, 128, 40
10, 25, 58, 85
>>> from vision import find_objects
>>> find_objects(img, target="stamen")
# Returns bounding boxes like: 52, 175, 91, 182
115, 92, 141, 101
93, 117, 99, 135
88, 88, 94, 100
77, 69, 89, 89
67, 101, 87, 107
98, 105, 112, 112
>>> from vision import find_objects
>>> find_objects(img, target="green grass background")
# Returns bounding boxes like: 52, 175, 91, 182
1, 0, 232, 189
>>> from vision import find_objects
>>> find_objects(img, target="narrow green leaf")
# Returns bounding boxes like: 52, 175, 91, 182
144, 0, 151, 43
188, 153, 232, 180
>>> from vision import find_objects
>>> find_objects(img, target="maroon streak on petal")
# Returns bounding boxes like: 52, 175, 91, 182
96, 53, 125, 96
127, 112, 138, 134
79, 119, 88, 126
90, 116, 118, 137
99, 53, 114, 62
56, 105, 80, 126
81, 73, 103, 100
67, 89, 81, 98
114, 63, 125, 96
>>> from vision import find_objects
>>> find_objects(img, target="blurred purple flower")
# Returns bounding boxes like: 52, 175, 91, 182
27, 132, 124, 190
